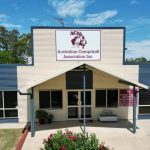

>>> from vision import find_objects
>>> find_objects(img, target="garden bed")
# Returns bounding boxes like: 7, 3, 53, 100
41, 129, 111, 150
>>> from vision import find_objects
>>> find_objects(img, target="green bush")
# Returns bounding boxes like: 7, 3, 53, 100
41, 130, 110, 150
36, 110, 48, 124
47, 114, 54, 123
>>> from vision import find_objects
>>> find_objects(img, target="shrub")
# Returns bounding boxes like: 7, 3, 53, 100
36, 110, 48, 124
41, 129, 111, 150
47, 114, 54, 123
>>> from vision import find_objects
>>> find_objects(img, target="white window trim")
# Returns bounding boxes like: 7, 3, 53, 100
39, 90, 63, 109
138, 89, 150, 115
67, 90, 92, 119
0, 91, 18, 119
95, 89, 119, 108
139, 105, 150, 107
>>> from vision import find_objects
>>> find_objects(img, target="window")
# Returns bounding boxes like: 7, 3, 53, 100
0, 110, 3, 117
39, 91, 50, 108
0, 92, 3, 108
139, 89, 150, 105
66, 70, 93, 89
139, 106, 150, 114
51, 91, 62, 108
139, 89, 150, 115
107, 90, 118, 107
4, 91, 17, 108
81, 91, 91, 105
68, 91, 78, 106
81, 107, 91, 118
96, 90, 106, 107
39, 90, 62, 109
0, 91, 18, 118
95, 89, 118, 107
5, 110, 18, 117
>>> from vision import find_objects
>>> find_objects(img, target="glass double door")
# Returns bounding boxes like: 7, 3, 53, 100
68, 91, 91, 119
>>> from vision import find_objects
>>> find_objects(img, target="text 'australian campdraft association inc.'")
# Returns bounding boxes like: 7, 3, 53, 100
57, 49, 99, 59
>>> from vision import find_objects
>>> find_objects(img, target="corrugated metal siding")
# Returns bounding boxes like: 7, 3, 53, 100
139, 64, 150, 88
0, 65, 17, 90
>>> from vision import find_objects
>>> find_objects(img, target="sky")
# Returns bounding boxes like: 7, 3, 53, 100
0, 0, 150, 59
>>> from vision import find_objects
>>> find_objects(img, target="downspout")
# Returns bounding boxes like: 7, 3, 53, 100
18, 87, 35, 137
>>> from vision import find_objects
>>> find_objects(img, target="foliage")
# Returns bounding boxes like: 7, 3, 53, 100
0, 50, 15, 64
41, 130, 110, 150
47, 114, 54, 123
0, 26, 32, 64
0, 128, 22, 150
36, 110, 48, 120
126, 57, 150, 63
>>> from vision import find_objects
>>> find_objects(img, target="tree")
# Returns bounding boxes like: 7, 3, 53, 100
0, 26, 32, 64
8, 29, 20, 63
134, 57, 149, 63
0, 51, 15, 64
0, 26, 9, 51
126, 57, 150, 63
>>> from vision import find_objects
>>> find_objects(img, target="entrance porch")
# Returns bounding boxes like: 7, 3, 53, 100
19, 63, 148, 137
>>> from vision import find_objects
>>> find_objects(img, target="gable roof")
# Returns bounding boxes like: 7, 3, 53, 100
20, 62, 149, 92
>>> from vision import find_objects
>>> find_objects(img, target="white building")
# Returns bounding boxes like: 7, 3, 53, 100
0, 27, 150, 136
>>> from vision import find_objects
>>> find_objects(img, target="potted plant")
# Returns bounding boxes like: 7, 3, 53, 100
47, 114, 54, 123
36, 110, 48, 124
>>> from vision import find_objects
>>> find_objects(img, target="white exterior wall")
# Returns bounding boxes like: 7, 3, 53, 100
32, 67, 136, 122
17, 28, 139, 122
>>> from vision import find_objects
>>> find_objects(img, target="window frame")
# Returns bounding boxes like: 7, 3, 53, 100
95, 89, 107, 108
39, 91, 50, 109
139, 89, 150, 106
107, 89, 119, 108
95, 89, 119, 108
51, 90, 63, 108
39, 89, 63, 109
139, 89, 150, 115
0, 91, 18, 118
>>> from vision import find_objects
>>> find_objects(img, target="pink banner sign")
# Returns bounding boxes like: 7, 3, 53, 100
119, 89, 138, 106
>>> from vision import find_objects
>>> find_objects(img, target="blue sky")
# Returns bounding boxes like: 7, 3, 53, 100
0, 0, 150, 59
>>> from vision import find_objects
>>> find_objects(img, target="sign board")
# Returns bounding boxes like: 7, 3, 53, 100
119, 89, 138, 106
56, 30, 101, 60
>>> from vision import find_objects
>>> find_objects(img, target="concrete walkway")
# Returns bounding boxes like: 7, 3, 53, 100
0, 122, 26, 129
22, 120, 150, 150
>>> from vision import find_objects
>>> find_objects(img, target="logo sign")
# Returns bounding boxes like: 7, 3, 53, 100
56, 30, 101, 60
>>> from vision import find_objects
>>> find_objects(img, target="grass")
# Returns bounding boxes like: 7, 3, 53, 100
0, 128, 22, 150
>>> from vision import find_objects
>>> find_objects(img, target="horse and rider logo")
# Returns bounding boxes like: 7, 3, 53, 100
70, 31, 87, 49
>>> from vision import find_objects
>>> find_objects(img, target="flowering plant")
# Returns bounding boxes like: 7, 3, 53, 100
41, 129, 110, 150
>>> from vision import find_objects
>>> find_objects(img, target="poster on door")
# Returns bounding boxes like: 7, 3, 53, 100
119, 89, 138, 106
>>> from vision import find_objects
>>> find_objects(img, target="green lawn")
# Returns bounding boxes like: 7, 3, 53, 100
0, 128, 22, 150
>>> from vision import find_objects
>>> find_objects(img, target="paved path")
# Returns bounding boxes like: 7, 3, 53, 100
0, 122, 26, 129
22, 120, 150, 150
